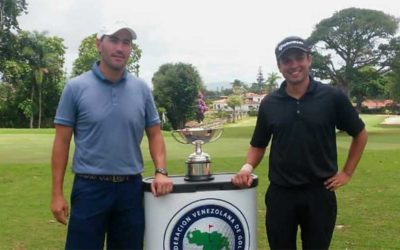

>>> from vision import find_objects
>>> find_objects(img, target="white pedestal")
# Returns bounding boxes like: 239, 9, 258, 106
143, 173, 258, 250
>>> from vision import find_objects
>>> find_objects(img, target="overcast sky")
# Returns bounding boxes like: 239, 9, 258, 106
18, 0, 399, 89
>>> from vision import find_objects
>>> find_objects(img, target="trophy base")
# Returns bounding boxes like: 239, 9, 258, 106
184, 175, 214, 182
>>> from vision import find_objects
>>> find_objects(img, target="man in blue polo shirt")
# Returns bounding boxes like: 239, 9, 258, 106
50, 21, 173, 249
232, 36, 368, 249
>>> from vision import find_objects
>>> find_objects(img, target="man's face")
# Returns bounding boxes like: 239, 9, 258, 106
96, 29, 132, 71
277, 49, 312, 85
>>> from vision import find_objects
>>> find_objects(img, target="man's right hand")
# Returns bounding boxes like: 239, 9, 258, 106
50, 195, 69, 225
231, 170, 253, 188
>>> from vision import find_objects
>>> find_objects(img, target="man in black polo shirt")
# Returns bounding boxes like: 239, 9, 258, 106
232, 36, 368, 249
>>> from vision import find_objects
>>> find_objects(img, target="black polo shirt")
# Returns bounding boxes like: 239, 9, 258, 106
251, 77, 365, 187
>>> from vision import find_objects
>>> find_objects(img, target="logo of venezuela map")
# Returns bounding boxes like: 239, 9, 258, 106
164, 199, 250, 250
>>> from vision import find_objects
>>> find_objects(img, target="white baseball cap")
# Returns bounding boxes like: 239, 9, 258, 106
97, 21, 137, 40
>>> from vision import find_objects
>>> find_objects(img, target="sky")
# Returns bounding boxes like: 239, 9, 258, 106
18, 0, 400, 89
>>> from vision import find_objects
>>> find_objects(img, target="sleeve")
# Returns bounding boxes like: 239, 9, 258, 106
250, 100, 272, 148
335, 90, 365, 137
54, 83, 76, 127
145, 87, 161, 128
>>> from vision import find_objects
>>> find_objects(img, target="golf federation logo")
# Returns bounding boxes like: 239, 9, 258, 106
164, 198, 250, 250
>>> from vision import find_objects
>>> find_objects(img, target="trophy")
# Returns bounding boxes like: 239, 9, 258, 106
172, 122, 223, 181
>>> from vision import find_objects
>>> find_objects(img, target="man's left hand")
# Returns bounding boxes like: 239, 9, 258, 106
324, 171, 352, 191
151, 174, 173, 197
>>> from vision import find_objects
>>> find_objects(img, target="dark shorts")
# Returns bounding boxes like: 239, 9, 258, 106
66, 174, 144, 250
265, 183, 337, 250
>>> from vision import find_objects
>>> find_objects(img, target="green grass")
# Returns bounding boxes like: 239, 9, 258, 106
0, 114, 399, 249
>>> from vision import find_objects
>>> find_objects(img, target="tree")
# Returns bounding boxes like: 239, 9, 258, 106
0, 31, 65, 128
0, 0, 27, 68
350, 67, 387, 110
253, 66, 266, 93
152, 63, 203, 129
226, 95, 242, 123
386, 76, 400, 103
230, 79, 246, 95
0, 60, 31, 127
308, 8, 399, 96
71, 34, 98, 76
386, 37, 400, 103
0, 0, 27, 31
19, 31, 65, 128
72, 34, 142, 77
265, 72, 280, 94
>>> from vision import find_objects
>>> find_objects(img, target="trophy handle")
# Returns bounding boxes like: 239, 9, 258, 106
171, 130, 189, 144
208, 128, 223, 143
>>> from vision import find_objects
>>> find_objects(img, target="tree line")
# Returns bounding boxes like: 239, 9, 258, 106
1, 2, 400, 128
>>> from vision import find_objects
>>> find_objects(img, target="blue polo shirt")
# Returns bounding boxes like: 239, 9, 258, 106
54, 63, 160, 175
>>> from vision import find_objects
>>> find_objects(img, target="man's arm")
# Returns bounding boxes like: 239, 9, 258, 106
325, 128, 368, 191
145, 124, 173, 197
50, 125, 73, 225
231, 145, 266, 188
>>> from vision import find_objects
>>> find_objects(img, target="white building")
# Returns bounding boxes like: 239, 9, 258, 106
212, 93, 266, 112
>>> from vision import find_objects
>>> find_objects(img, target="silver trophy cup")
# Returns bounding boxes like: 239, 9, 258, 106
172, 125, 223, 181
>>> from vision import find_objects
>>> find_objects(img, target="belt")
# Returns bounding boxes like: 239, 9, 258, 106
76, 174, 138, 183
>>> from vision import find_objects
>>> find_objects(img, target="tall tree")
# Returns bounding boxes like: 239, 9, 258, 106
19, 31, 65, 128
0, 0, 27, 31
72, 34, 142, 77
152, 63, 203, 129
254, 66, 266, 93
308, 8, 399, 96
0, 0, 28, 68
0, 31, 65, 128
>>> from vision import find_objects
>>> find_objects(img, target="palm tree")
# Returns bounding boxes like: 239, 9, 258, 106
265, 72, 281, 94
21, 31, 64, 128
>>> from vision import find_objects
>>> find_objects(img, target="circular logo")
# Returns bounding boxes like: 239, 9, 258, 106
164, 198, 250, 250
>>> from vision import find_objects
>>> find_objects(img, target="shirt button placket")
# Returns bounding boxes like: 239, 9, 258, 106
296, 100, 301, 115
111, 87, 117, 105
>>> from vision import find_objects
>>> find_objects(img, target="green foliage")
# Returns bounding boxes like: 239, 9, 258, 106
249, 71, 280, 94
230, 79, 246, 95
386, 80, 400, 103
226, 95, 243, 123
0, 0, 27, 31
251, 67, 266, 94
350, 67, 388, 110
213, 109, 228, 119
265, 72, 280, 94
152, 62, 203, 129
226, 95, 242, 109
17, 99, 33, 119
0, 0, 28, 67
386, 37, 400, 102
0, 31, 66, 127
309, 7, 399, 96
248, 107, 258, 116
71, 34, 98, 76
20, 31, 65, 128
71, 34, 142, 77
127, 43, 142, 77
